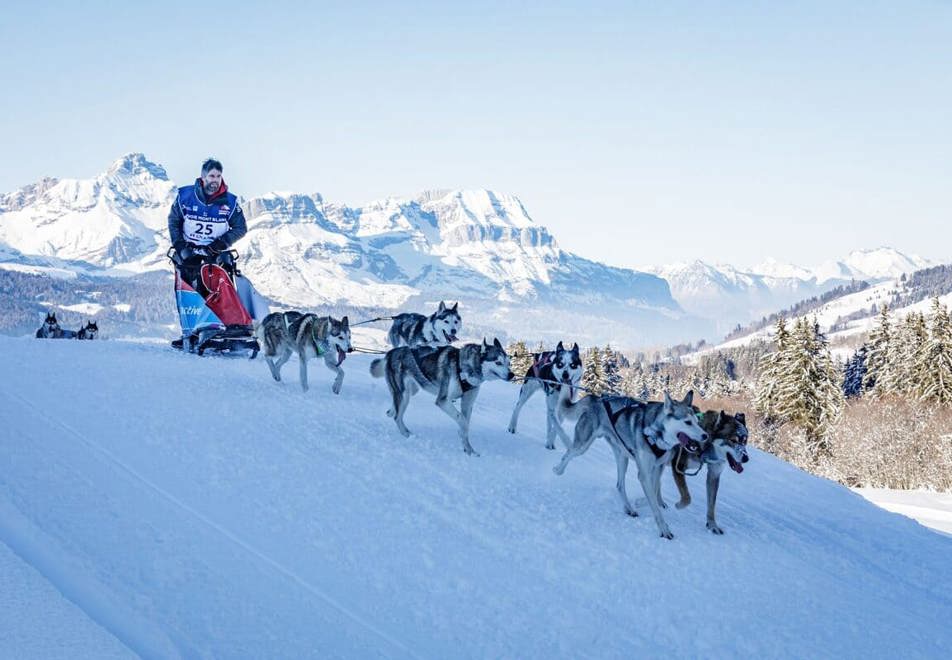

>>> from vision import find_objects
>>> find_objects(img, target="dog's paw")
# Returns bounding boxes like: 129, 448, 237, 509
659, 499, 669, 510
332, 384, 342, 395
544, 442, 555, 450
625, 507, 639, 518
552, 465, 565, 476
464, 447, 480, 457
675, 499, 691, 510
660, 530, 675, 540
386, 409, 395, 418
706, 521, 724, 535
507, 424, 516, 434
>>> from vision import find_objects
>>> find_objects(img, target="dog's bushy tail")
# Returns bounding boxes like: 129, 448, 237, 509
370, 357, 386, 378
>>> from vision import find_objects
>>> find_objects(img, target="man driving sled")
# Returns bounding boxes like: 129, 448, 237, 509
168, 157, 268, 350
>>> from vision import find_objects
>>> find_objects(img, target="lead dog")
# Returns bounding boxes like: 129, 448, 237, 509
507, 341, 583, 449
553, 388, 708, 539
669, 411, 749, 534
371, 339, 513, 456
256, 311, 352, 393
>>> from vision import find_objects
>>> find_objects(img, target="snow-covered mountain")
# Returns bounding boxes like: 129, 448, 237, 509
649, 248, 934, 334
0, 154, 174, 270
0, 154, 698, 347
688, 264, 952, 363
1, 336, 950, 657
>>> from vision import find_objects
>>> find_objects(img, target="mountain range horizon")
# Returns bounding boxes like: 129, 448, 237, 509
0, 153, 942, 347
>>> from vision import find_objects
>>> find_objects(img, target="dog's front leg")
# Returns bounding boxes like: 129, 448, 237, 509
324, 353, 344, 394
552, 411, 597, 475
545, 395, 572, 451
507, 380, 537, 435
434, 377, 467, 446
655, 470, 668, 509
673, 464, 692, 509
638, 459, 674, 539
705, 463, 725, 534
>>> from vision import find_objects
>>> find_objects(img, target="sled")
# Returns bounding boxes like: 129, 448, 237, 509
168, 248, 259, 357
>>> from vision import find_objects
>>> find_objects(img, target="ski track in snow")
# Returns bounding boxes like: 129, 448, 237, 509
1, 336, 951, 658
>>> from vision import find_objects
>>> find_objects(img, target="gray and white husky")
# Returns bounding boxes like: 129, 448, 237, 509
35, 311, 62, 338
77, 320, 99, 340
669, 410, 749, 535
553, 388, 708, 539
387, 301, 461, 348
507, 341, 584, 449
256, 311, 352, 393
370, 338, 514, 456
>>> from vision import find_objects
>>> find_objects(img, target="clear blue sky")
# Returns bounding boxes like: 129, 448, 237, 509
2, 0, 950, 269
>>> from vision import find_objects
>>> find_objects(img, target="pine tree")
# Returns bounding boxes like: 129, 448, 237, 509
601, 344, 623, 394
581, 346, 607, 396
754, 316, 791, 421
506, 340, 533, 380
842, 345, 868, 398
864, 304, 892, 395
914, 298, 952, 404
620, 363, 650, 400
881, 312, 927, 396
775, 318, 843, 453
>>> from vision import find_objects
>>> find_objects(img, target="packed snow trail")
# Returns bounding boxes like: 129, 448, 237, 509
0, 336, 950, 658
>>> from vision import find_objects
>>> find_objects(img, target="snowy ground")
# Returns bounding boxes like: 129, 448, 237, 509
856, 488, 952, 537
1, 336, 950, 658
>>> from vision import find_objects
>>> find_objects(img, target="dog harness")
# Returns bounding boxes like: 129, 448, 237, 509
601, 399, 667, 459
531, 352, 553, 379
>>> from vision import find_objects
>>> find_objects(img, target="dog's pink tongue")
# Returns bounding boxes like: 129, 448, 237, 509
677, 432, 692, 447
728, 455, 744, 474
337, 348, 346, 366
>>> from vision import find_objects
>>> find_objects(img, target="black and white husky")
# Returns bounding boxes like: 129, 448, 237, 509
77, 321, 99, 340
553, 388, 708, 539
256, 311, 352, 393
669, 410, 749, 535
370, 338, 514, 456
35, 311, 62, 338
507, 341, 584, 449
387, 301, 461, 348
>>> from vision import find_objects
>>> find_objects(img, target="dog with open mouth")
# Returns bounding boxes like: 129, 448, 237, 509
387, 301, 461, 348
553, 388, 708, 539
669, 410, 749, 534
256, 311, 352, 394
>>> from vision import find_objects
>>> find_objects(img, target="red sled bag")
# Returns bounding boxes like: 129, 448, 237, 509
200, 264, 253, 327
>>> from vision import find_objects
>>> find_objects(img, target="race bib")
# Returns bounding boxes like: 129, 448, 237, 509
183, 216, 229, 245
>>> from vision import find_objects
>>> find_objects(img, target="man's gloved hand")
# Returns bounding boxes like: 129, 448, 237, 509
172, 239, 188, 256
177, 243, 208, 260
209, 239, 229, 254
